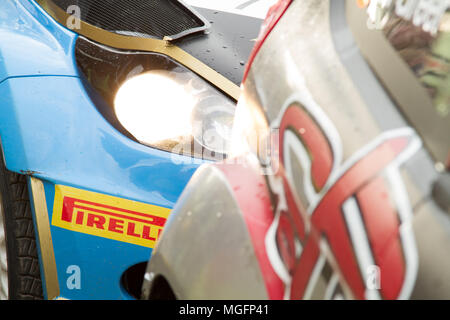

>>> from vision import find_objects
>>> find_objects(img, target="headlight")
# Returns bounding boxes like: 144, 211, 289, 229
114, 72, 196, 145
75, 37, 236, 160
114, 70, 236, 156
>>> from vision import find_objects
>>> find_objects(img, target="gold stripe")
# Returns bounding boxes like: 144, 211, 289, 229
29, 178, 59, 300
36, 0, 241, 101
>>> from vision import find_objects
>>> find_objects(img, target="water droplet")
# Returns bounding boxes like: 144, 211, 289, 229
435, 162, 445, 172
239, 61, 245, 66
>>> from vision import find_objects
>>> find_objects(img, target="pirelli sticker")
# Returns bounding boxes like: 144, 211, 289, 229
52, 185, 171, 248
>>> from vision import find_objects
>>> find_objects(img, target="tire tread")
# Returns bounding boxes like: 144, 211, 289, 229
1, 168, 43, 300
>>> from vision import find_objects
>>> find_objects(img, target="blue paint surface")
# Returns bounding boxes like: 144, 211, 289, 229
0, 0, 202, 299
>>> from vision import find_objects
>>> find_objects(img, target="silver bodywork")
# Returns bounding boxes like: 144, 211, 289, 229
143, 0, 450, 299
142, 164, 267, 299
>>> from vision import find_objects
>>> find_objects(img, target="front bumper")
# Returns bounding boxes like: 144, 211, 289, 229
0, 73, 201, 300
0, 0, 203, 299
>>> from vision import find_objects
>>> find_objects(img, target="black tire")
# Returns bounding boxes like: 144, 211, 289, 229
0, 156, 43, 300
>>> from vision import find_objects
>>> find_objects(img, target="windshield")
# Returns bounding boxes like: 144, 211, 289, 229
348, 0, 450, 166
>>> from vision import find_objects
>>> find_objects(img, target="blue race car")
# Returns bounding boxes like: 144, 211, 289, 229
0, 0, 267, 299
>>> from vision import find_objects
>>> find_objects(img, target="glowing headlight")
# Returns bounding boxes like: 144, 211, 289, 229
114, 70, 236, 159
75, 37, 236, 160
114, 72, 196, 144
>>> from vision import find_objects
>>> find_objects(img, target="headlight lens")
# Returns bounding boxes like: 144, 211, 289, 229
75, 37, 236, 160
114, 70, 236, 156
114, 72, 196, 145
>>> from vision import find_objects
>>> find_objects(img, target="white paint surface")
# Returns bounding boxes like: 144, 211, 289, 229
183, 0, 276, 19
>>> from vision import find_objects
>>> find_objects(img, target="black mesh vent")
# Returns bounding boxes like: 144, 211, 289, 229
52, 0, 208, 39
